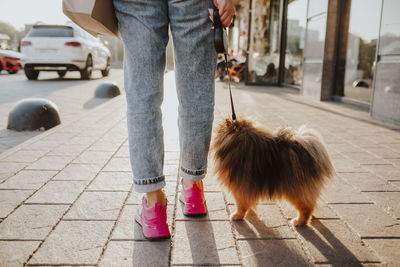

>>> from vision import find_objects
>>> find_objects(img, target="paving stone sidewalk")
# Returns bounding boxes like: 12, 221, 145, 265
1, 72, 400, 266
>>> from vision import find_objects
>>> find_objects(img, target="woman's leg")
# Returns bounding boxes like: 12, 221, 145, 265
114, 0, 169, 204
168, 0, 218, 185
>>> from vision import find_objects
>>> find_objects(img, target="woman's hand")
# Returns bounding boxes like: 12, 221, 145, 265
213, 0, 235, 28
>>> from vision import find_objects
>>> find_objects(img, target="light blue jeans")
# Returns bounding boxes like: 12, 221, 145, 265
113, 0, 217, 193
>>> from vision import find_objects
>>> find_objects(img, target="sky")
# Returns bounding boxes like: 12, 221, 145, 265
0, 0, 69, 30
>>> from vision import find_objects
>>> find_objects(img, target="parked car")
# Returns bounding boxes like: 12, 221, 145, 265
21, 24, 111, 80
0, 49, 22, 74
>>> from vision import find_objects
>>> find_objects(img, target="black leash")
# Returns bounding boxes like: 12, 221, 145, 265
224, 54, 237, 122
213, 8, 237, 124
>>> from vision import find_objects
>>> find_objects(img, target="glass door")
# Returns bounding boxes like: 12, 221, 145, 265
344, 0, 382, 104
282, 0, 307, 88
246, 0, 282, 85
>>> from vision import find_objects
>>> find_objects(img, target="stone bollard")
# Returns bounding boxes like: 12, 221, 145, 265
7, 98, 61, 131
94, 82, 121, 98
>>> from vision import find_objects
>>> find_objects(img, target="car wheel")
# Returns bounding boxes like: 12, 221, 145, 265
80, 55, 93, 80
57, 70, 67, 78
101, 57, 110, 77
24, 66, 39, 80
8, 70, 18, 74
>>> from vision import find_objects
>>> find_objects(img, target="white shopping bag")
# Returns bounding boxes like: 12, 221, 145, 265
62, 0, 120, 38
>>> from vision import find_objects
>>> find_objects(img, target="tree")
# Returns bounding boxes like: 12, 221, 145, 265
0, 21, 28, 51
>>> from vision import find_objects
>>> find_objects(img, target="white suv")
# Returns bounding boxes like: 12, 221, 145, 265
21, 24, 111, 80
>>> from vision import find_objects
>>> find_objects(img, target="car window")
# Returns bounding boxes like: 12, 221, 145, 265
28, 27, 74, 37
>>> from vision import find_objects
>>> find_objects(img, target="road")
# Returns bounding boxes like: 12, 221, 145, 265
0, 69, 124, 153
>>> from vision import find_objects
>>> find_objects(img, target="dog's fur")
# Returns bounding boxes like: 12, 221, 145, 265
212, 118, 335, 226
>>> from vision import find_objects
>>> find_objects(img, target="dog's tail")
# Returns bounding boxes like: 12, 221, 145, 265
276, 126, 335, 181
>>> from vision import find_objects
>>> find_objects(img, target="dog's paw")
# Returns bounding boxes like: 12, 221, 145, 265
230, 212, 245, 221
290, 218, 307, 227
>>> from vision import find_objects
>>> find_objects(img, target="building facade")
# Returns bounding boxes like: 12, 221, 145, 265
231, 0, 400, 125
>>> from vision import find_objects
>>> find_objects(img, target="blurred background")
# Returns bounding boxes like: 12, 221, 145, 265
0, 0, 124, 66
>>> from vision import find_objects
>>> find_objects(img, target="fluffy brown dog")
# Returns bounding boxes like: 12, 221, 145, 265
212, 118, 335, 226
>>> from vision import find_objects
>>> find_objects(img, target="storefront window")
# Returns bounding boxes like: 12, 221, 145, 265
283, 0, 307, 87
247, 0, 281, 84
344, 0, 382, 103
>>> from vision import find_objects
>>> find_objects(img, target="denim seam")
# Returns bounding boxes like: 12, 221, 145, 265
180, 166, 206, 176
134, 175, 165, 185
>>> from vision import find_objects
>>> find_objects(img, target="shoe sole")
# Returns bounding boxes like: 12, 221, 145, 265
179, 194, 208, 217
135, 211, 170, 240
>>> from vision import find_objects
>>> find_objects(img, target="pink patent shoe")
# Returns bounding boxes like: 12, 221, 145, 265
179, 179, 207, 217
135, 197, 170, 240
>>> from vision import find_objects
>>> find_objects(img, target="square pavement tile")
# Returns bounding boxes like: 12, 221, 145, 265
89, 140, 123, 152
238, 239, 309, 266
64, 191, 128, 220
0, 162, 29, 177
176, 192, 229, 221
0, 172, 14, 183
28, 220, 114, 265
322, 177, 373, 204
203, 175, 223, 191
99, 240, 170, 267
114, 146, 129, 158
364, 239, 400, 266
0, 170, 57, 190
87, 171, 132, 191
332, 158, 363, 173
1, 149, 47, 163
342, 152, 388, 165
164, 164, 179, 176
25, 180, 88, 204
228, 205, 295, 239
103, 158, 131, 172
165, 174, 179, 182
366, 147, 400, 159
73, 151, 114, 165
339, 172, 398, 191
65, 136, 96, 146
48, 144, 89, 157
0, 241, 40, 266
385, 158, 400, 168
171, 221, 239, 265
364, 191, 400, 218
111, 205, 174, 241
25, 155, 73, 171
330, 204, 400, 238
362, 165, 400, 181
295, 219, 381, 265
53, 163, 102, 181
26, 140, 61, 151
0, 204, 68, 239
0, 189, 33, 218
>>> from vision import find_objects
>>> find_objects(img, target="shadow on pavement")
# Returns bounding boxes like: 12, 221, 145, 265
296, 219, 364, 266
0, 128, 41, 154
83, 97, 109, 110
233, 210, 308, 266
184, 219, 220, 265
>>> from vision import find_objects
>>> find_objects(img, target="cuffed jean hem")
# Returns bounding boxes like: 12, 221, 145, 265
133, 175, 166, 193
180, 166, 206, 181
